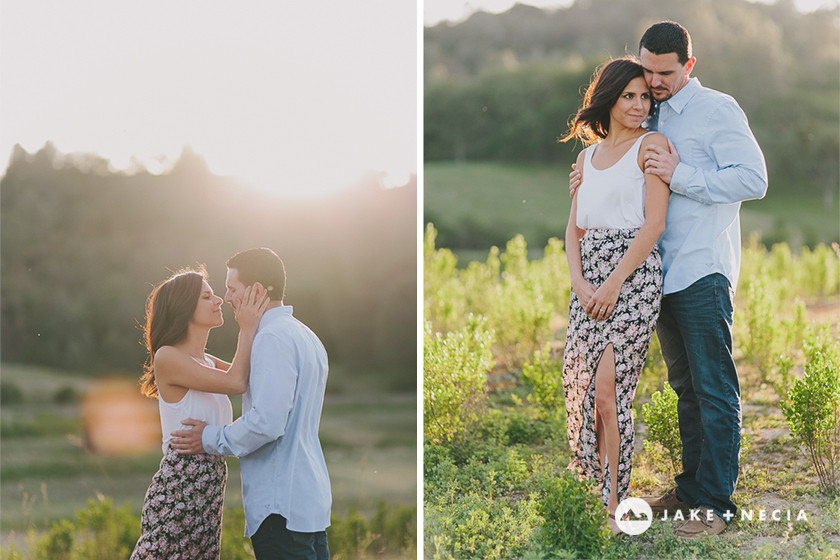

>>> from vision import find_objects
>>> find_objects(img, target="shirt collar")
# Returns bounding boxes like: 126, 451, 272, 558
662, 77, 701, 114
258, 305, 293, 330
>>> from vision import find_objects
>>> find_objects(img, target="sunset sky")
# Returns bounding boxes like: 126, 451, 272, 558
0, 1, 417, 198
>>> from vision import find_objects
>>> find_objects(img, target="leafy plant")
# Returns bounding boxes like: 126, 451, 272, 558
423, 316, 494, 444
426, 491, 542, 560
2, 497, 417, 560
2, 496, 137, 560
641, 382, 682, 476
741, 277, 781, 376
782, 349, 840, 494
536, 470, 610, 559
521, 345, 564, 414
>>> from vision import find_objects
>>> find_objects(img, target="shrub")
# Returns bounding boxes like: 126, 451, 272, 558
2, 497, 137, 560
536, 470, 610, 559
369, 500, 417, 556
781, 348, 840, 494
486, 235, 555, 368
641, 382, 682, 477
521, 345, 564, 414
637, 331, 667, 401
54, 385, 80, 404
2, 500, 416, 560
326, 501, 417, 559
424, 316, 494, 444
740, 277, 781, 376
424, 223, 468, 333
799, 243, 840, 297
426, 491, 541, 560
424, 225, 570, 370
1, 381, 24, 404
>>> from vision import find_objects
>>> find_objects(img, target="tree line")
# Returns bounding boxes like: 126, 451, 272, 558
425, 0, 840, 204
0, 144, 416, 390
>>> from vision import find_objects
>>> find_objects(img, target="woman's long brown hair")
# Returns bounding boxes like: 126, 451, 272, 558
139, 268, 206, 398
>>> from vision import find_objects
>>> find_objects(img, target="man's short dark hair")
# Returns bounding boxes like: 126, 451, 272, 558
639, 21, 692, 65
226, 247, 286, 301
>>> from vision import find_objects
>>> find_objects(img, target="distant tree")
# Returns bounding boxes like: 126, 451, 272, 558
424, 0, 840, 200
0, 144, 417, 390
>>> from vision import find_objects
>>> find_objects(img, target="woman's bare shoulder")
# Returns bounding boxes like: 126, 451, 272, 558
153, 345, 187, 367
641, 131, 669, 148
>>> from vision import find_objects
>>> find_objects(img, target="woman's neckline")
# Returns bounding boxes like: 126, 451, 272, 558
589, 132, 648, 171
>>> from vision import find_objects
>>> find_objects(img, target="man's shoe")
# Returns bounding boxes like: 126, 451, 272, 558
674, 507, 727, 539
642, 488, 690, 516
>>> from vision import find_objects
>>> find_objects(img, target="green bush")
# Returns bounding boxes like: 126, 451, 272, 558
423, 225, 570, 370
2, 497, 137, 560
426, 491, 542, 560
641, 382, 682, 477
424, 316, 494, 444
636, 332, 668, 401
781, 346, 840, 494
741, 277, 782, 376
0, 381, 24, 404
1, 497, 416, 560
369, 500, 417, 557
326, 501, 417, 559
521, 345, 564, 414
424, 223, 468, 333
486, 235, 554, 368
798, 243, 840, 297
536, 470, 610, 559
53, 385, 80, 404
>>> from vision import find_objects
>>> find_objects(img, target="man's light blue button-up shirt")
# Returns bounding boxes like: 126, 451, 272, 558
202, 306, 331, 536
654, 78, 768, 295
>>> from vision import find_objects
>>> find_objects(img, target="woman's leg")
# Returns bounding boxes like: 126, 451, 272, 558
594, 344, 619, 514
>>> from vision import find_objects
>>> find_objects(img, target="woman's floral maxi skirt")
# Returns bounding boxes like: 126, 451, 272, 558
563, 228, 662, 506
130, 448, 227, 560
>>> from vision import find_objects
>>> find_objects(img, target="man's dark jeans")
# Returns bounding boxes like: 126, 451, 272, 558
656, 273, 740, 521
251, 514, 329, 560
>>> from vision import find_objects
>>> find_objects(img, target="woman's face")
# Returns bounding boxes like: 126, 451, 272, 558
610, 76, 651, 131
191, 280, 224, 329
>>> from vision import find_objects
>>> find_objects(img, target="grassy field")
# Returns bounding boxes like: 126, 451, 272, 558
424, 161, 840, 253
423, 230, 840, 558
0, 363, 416, 549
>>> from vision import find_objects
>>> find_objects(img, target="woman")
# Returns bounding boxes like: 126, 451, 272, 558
131, 267, 268, 559
559, 57, 669, 532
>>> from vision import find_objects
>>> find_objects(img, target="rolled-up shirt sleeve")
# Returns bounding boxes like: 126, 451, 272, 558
202, 332, 297, 457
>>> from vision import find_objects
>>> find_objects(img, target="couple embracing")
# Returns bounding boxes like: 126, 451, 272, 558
131, 248, 331, 560
560, 21, 767, 537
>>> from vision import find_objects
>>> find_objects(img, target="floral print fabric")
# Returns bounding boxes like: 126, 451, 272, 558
563, 227, 662, 505
130, 448, 227, 560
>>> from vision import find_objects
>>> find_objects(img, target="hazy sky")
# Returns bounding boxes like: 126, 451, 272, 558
0, 1, 417, 198
424, 0, 840, 26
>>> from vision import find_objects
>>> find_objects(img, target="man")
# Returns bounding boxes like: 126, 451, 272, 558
171, 247, 331, 559
570, 21, 767, 538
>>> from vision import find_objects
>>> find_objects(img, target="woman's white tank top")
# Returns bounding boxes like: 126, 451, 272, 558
576, 132, 652, 230
158, 387, 233, 453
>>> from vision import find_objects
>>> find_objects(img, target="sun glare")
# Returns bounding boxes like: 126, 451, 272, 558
0, 1, 416, 199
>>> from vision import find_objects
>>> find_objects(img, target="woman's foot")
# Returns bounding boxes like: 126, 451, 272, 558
608, 512, 622, 535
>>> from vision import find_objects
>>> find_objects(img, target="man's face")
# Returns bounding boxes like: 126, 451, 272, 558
640, 48, 695, 102
224, 268, 248, 311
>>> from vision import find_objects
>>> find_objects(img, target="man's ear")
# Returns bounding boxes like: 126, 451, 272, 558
253, 282, 276, 299
685, 57, 696, 76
